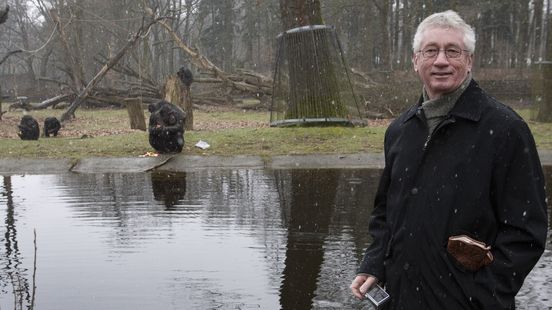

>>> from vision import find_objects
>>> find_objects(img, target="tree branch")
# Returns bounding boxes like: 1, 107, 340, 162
0, 49, 23, 66
143, 4, 272, 95
60, 16, 164, 122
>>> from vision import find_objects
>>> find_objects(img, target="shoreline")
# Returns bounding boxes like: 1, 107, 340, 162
1, 150, 551, 175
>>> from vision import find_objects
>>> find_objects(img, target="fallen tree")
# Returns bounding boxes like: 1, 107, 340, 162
144, 5, 272, 96
10, 5, 273, 118
33, 94, 74, 109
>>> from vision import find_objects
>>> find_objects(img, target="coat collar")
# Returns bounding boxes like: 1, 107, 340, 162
404, 80, 486, 124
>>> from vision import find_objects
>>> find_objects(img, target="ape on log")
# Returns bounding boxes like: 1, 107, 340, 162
17, 115, 39, 140
44, 117, 61, 137
0, 5, 9, 25
177, 67, 193, 87
148, 100, 186, 154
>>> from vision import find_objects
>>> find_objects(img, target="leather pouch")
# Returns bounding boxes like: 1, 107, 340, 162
447, 235, 494, 272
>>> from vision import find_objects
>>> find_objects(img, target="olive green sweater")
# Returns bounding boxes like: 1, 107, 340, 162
421, 73, 472, 136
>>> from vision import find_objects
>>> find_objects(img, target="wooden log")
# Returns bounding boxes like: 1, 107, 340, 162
182, 85, 193, 131
163, 76, 183, 109
34, 94, 74, 109
124, 98, 146, 131
145, 7, 272, 96
163, 75, 193, 131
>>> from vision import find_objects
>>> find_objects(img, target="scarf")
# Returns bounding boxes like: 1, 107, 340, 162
421, 72, 472, 136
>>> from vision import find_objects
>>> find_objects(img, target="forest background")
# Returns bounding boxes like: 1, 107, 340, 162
0, 0, 551, 121
1, 0, 552, 158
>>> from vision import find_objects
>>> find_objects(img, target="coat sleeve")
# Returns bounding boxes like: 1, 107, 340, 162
473, 119, 548, 309
357, 129, 393, 282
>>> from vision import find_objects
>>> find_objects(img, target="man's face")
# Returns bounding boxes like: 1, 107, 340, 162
412, 27, 473, 99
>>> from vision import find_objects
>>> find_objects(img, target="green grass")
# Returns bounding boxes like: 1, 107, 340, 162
516, 109, 552, 150
0, 107, 550, 160
0, 127, 387, 159
186, 126, 386, 156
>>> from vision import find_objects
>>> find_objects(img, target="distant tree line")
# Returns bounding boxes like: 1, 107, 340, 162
0, 0, 550, 97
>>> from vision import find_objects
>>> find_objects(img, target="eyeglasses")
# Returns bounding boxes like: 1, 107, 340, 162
417, 48, 470, 59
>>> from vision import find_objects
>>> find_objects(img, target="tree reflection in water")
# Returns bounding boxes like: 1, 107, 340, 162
275, 168, 380, 309
0, 167, 548, 309
0, 176, 33, 309
277, 169, 338, 309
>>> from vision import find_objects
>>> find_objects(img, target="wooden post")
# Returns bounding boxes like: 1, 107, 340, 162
183, 84, 193, 131
124, 98, 146, 131
0, 85, 4, 120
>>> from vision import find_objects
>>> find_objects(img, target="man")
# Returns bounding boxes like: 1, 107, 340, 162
350, 10, 548, 309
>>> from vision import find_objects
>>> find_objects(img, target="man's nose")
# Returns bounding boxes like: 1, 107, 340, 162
433, 50, 449, 64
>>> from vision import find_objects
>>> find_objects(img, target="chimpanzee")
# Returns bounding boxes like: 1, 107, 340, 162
148, 100, 186, 153
17, 115, 39, 140
177, 67, 193, 87
0, 5, 9, 25
44, 117, 61, 137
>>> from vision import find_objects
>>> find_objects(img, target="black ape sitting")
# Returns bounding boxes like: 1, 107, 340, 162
17, 115, 39, 140
148, 100, 186, 153
177, 67, 193, 87
44, 117, 61, 137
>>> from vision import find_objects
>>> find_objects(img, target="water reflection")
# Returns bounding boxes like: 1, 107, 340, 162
151, 171, 187, 209
0, 168, 550, 309
278, 169, 338, 309
0, 176, 33, 307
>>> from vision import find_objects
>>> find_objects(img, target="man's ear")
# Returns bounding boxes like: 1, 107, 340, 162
412, 53, 419, 72
466, 53, 474, 72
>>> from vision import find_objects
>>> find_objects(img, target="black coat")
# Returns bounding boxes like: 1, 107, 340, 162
358, 80, 548, 309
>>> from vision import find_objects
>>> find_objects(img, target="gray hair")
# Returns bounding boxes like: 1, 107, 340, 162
412, 10, 476, 54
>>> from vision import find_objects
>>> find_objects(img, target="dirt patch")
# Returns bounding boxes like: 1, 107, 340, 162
0, 105, 270, 139
0, 104, 390, 140
0, 114, 137, 139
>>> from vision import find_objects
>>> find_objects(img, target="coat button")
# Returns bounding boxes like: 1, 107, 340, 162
411, 187, 418, 195
403, 262, 410, 270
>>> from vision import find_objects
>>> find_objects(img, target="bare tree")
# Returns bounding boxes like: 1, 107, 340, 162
61, 14, 164, 121
536, 11, 552, 122
0, 4, 8, 120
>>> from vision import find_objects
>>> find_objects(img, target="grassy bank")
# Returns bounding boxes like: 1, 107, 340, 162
0, 107, 550, 159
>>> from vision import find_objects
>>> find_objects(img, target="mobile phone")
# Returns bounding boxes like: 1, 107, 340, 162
364, 284, 390, 308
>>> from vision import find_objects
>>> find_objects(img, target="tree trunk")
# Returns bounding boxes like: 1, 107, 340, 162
163, 75, 193, 131
13, 1, 36, 82
124, 98, 147, 131
282, 28, 347, 120
535, 17, 552, 122
279, 0, 322, 30
277, 0, 348, 123
182, 85, 193, 131
51, 11, 83, 92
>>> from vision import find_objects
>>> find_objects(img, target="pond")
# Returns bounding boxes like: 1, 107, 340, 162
0, 168, 551, 310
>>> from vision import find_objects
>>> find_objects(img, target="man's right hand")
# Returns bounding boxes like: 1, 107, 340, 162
350, 274, 378, 300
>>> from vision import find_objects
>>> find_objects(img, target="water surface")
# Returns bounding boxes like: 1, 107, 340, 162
0, 168, 550, 309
